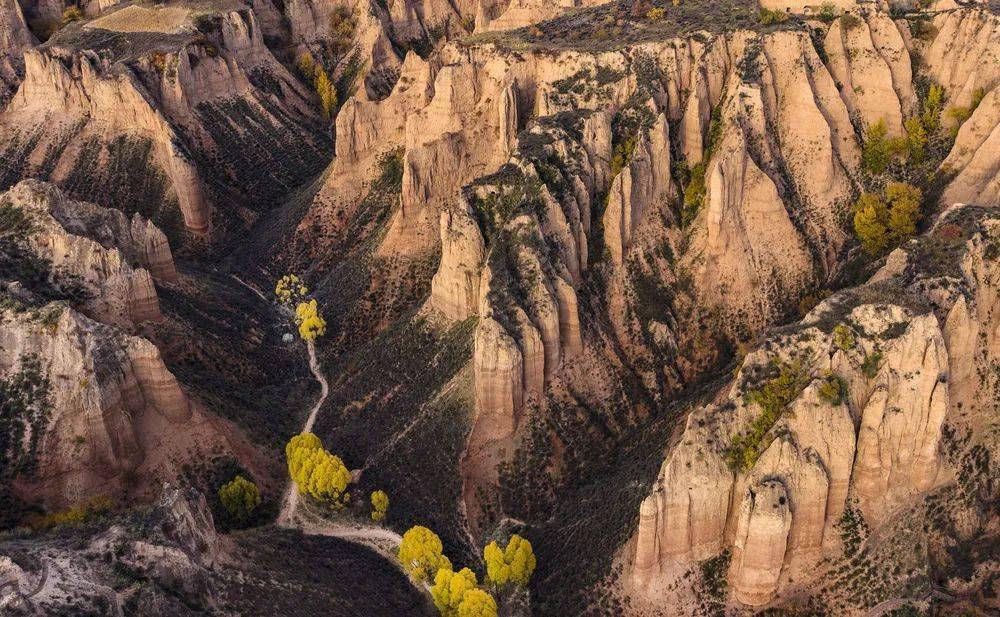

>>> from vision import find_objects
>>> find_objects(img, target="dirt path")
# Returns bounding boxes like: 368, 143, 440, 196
233, 272, 402, 557
277, 340, 327, 526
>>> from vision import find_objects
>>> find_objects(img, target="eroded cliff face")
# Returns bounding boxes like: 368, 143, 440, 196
0, 0, 33, 105
6, 180, 177, 329
629, 204, 999, 610
0, 3, 331, 244
304, 2, 1000, 545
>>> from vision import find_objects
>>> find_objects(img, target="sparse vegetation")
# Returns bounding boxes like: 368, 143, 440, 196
727, 360, 809, 471
861, 351, 883, 378
34, 495, 114, 531
758, 8, 788, 25
818, 372, 846, 405
62, 6, 84, 26
0, 355, 52, 480
853, 183, 922, 255
275, 273, 309, 305
833, 324, 856, 351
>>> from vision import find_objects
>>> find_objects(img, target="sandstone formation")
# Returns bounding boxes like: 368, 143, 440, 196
0, 2, 331, 241
630, 203, 1000, 607
0, 304, 236, 507
6, 180, 177, 328
0, 0, 34, 106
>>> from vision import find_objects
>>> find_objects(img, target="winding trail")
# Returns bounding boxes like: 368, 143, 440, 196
228, 271, 404, 554
276, 340, 327, 526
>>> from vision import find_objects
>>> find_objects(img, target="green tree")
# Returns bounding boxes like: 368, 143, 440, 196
398, 525, 452, 583
861, 119, 892, 174
457, 589, 497, 617
370, 490, 389, 522
431, 567, 477, 617
903, 116, 927, 162
885, 182, 921, 244
314, 67, 337, 119
218, 475, 261, 523
853, 192, 891, 255
922, 84, 945, 132
483, 534, 536, 590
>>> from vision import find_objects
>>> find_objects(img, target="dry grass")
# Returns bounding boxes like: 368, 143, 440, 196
85, 5, 193, 34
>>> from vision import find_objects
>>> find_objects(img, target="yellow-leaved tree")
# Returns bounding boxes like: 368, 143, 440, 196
218, 475, 261, 524
431, 567, 478, 617
284, 432, 352, 508
456, 589, 497, 617
370, 490, 389, 522
295, 299, 327, 341
484, 534, 536, 590
275, 274, 308, 305
398, 525, 452, 583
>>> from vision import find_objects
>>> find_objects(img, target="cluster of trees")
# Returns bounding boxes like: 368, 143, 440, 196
295, 299, 327, 341
295, 53, 338, 119
853, 182, 921, 255
218, 475, 261, 523
398, 526, 536, 617
286, 432, 352, 509
275, 274, 327, 342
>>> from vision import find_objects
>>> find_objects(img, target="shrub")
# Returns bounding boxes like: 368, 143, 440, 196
398, 525, 452, 582
609, 134, 637, 177
817, 372, 846, 405
861, 351, 882, 378
370, 489, 389, 522
681, 162, 707, 227
646, 7, 666, 20
819, 2, 837, 22
833, 324, 856, 351
218, 475, 261, 523
61, 6, 84, 25
727, 360, 808, 471
330, 7, 357, 54
35, 495, 113, 531
759, 8, 789, 25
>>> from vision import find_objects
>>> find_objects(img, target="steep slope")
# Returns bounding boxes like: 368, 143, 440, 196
629, 203, 999, 613
0, 1, 332, 247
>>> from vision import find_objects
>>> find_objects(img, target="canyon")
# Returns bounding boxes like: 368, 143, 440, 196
0, 0, 997, 615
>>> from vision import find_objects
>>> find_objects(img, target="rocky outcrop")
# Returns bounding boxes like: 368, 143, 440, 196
630, 204, 999, 608
0, 4, 332, 242
941, 86, 1000, 206
6, 180, 176, 328
0, 305, 235, 507
477, 0, 606, 32
824, 7, 916, 135
0, 0, 34, 106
